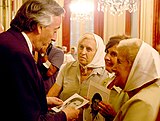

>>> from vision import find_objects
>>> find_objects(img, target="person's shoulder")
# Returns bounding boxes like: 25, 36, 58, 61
60, 61, 77, 69
50, 46, 64, 55
64, 60, 77, 66
55, 46, 64, 52
52, 46, 63, 52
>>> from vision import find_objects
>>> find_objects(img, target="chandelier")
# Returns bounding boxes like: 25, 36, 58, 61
98, 0, 138, 15
70, 0, 94, 21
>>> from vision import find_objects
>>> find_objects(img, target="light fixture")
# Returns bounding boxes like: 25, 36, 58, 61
98, 0, 138, 15
69, 0, 94, 21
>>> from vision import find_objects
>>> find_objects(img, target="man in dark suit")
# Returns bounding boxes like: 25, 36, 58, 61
0, 0, 79, 121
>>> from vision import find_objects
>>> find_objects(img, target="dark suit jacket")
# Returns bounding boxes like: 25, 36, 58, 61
0, 28, 66, 121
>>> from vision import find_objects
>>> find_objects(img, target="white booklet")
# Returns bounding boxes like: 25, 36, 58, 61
83, 80, 111, 121
51, 93, 89, 112
87, 80, 111, 103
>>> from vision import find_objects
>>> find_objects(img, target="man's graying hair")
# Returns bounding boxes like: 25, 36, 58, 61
10, 0, 64, 32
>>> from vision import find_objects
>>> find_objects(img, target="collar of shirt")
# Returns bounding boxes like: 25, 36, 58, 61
21, 32, 33, 55
72, 61, 105, 76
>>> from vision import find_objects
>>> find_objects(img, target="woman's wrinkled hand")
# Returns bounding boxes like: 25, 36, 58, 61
97, 101, 116, 120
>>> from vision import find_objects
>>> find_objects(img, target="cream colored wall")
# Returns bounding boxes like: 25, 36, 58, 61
140, 0, 154, 45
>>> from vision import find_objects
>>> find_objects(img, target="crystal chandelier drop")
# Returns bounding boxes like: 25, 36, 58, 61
70, 13, 92, 21
98, 0, 138, 15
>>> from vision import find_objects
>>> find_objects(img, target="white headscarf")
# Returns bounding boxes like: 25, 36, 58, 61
124, 41, 160, 91
78, 33, 106, 68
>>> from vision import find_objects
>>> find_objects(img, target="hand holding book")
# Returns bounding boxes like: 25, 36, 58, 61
97, 101, 116, 121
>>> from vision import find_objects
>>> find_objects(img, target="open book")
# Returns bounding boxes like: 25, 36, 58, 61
51, 93, 89, 112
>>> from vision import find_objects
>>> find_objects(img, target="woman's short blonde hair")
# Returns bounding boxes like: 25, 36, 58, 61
117, 38, 143, 64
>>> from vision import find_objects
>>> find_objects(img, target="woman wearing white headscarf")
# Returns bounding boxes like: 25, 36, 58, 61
111, 38, 160, 121
47, 33, 111, 121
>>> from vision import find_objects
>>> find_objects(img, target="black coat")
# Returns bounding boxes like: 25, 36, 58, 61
0, 28, 66, 121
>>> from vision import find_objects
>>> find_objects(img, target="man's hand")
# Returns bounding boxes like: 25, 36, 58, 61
63, 106, 80, 121
46, 96, 63, 107
39, 45, 48, 55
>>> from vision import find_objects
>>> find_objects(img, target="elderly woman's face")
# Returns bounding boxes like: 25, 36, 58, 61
112, 51, 131, 89
78, 38, 97, 66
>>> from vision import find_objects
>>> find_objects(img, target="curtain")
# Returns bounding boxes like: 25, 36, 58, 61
53, 0, 64, 47
125, 12, 131, 36
62, 0, 71, 52
0, 0, 3, 25
103, 11, 126, 44
153, 0, 160, 48
0, 0, 12, 30
94, 0, 104, 40
0, 0, 23, 31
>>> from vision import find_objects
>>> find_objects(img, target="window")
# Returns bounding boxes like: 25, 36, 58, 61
70, 0, 94, 47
